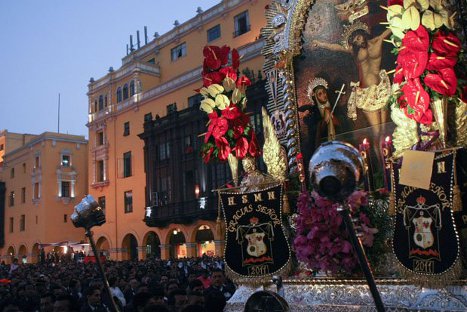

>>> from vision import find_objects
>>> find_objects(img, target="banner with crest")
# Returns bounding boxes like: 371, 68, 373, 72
219, 184, 291, 281
392, 149, 462, 285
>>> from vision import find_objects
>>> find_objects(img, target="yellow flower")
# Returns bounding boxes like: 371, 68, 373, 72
200, 98, 216, 114
421, 9, 444, 30
215, 94, 230, 110
207, 84, 224, 98
402, 5, 421, 30
222, 76, 236, 93
231, 88, 244, 104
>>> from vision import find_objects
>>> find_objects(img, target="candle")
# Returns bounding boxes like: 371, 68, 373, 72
381, 136, 393, 191
359, 138, 373, 192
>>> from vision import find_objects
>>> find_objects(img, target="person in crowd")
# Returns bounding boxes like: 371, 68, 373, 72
204, 269, 236, 301
53, 294, 78, 312
167, 288, 188, 312
204, 290, 226, 312
40, 293, 55, 312
109, 276, 127, 307
80, 285, 110, 312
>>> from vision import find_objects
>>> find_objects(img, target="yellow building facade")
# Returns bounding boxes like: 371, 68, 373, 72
0, 132, 88, 263
86, 0, 269, 260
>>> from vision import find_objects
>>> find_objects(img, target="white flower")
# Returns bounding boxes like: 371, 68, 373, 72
222, 77, 236, 93
207, 84, 224, 98
231, 88, 244, 104
200, 98, 216, 114
215, 94, 230, 110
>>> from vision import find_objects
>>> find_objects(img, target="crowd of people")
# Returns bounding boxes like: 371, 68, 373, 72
0, 255, 236, 312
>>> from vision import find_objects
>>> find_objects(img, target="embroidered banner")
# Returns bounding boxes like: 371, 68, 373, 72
392, 150, 460, 276
219, 184, 291, 278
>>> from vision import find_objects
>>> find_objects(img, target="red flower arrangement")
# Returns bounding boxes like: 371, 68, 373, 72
293, 190, 378, 275
198, 45, 261, 163
386, 0, 465, 124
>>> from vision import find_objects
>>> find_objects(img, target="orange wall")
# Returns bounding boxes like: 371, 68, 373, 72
0, 133, 88, 263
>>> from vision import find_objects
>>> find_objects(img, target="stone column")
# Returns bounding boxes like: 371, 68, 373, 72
160, 244, 171, 260
214, 240, 225, 257
185, 242, 197, 258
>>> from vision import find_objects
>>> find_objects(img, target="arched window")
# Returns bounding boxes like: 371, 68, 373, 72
130, 80, 135, 96
98, 95, 104, 111
94, 100, 98, 112
104, 95, 108, 107
123, 84, 129, 100
117, 87, 122, 103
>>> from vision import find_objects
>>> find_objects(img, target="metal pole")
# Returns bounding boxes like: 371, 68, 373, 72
339, 203, 385, 312
85, 229, 120, 312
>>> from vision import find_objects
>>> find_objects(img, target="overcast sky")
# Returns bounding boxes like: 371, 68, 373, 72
0, 0, 220, 138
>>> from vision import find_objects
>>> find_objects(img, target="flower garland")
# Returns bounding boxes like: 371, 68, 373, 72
386, 0, 465, 124
198, 45, 261, 163
293, 190, 378, 275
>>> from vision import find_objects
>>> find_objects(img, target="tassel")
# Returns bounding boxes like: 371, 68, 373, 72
282, 194, 290, 214
389, 191, 396, 216
452, 185, 462, 212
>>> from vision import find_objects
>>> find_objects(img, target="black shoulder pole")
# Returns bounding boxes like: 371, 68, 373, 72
85, 229, 120, 312
338, 203, 385, 312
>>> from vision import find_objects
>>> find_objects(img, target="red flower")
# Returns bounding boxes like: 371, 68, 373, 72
202, 71, 226, 87
398, 78, 432, 124
426, 53, 458, 71
205, 116, 228, 142
222, 105, 242, 120
397, 49, 427, 79
234, 137, 249, 159
462, 85, 467, 103
215, 137, 231, 161
431, 31, 461, 57
402, 26, 429, 52
219, 66, 237, 81
202, 146, 214, 163
232, 48, 240, 70
424, 68, 458, 96
203, 45, 230, 71
387, 0, 403, 5
236, 75, 251, 91
393, 65, 404, 84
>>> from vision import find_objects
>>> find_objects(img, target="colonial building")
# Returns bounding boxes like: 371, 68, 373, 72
86, 0, 269, 260
0, 131, 88, 263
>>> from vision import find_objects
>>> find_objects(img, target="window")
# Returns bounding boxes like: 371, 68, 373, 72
61, 181, 71, 198
159, 142, 170, 161
61, 154, 71, 167
98, 196, 106, 211
0, 144, 3, 151
123, 122, 130, 136
97, 160, 105, 182
188, 94, 203, 108
159, 176, 172, 205
234, 11, 250, 37
167, 103, 177, 114
123, 152, 132, 178
10, 168, 15, 178
64, 214, 68, 223
98, 95, 104, 111
97, 131, 104, 146
35, 156, 40, 169
147, 58, 155, 64
20, 215, 25, 231
9, 218, 14, 233
22, 163, 26, 173
184, 135, 193, 154
34, 183, 40, 199
117, 87, 122, 103
171, 42, 187, 61
9, 191, 15, 207
21, 187, 26, 203
104, 95, 108, 107
130, 81, 135, 96
94, 100, 98, 113
124, 191, 133, 213
207, 24, 221, 42
123, 84, 129, 100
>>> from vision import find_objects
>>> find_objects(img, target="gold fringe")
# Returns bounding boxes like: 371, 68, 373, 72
389, 191, 396, 216
397, 258, 463, 288
225, 260, 293, 288
282, 193, 290, 214
452, 185, 462, 212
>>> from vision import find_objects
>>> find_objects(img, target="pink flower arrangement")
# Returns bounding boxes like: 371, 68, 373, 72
293, 190, 378, 274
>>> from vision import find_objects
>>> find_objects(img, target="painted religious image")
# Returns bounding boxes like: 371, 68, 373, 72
294, 0, 396, 163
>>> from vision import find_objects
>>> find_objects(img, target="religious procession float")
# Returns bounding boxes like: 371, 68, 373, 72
196, 0, 467, 311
